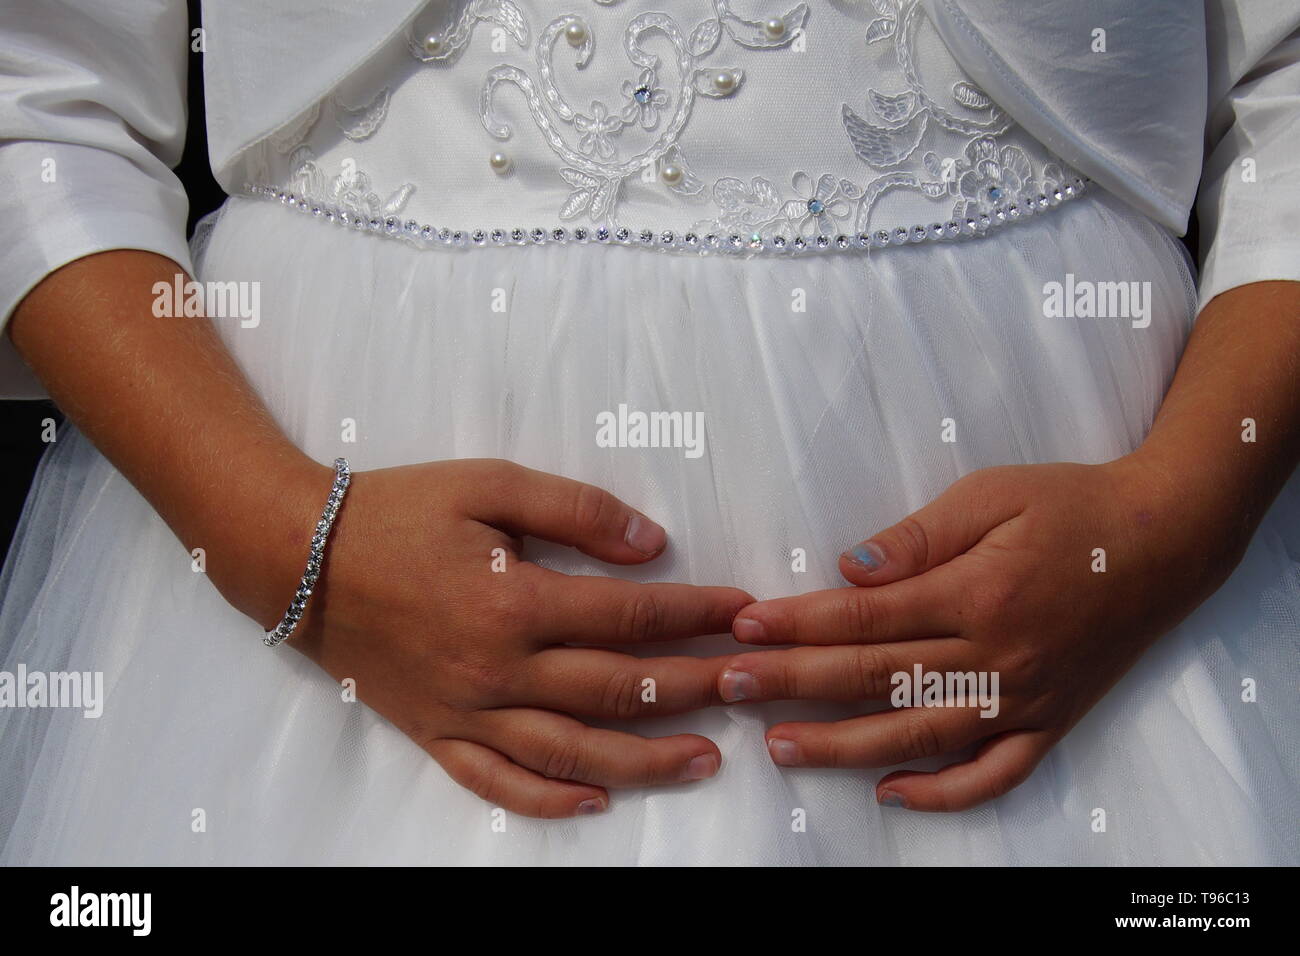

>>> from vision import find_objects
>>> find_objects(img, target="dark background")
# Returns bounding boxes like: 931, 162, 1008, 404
0, 3, 1200, 571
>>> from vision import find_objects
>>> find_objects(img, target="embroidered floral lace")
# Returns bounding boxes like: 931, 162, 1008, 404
243, 0, 1087, 256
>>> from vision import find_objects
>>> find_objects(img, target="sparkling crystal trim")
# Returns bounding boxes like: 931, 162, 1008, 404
264, 458, 351, 648
245, 176, 1089, 258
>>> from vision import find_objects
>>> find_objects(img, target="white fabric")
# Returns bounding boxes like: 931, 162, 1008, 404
3, 188, 1298, 865
924, 0, 1207, 232
256, 0, 1086, 242
1197, 17, 1300, 308
3, 1, 1300, 398
0, 1, 193, 397
1, 1, 1299, 865
927, 0, 1300, 301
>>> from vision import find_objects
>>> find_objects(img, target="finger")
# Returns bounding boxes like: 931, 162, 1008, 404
466, 461, 671, 563
874, 729, 1053, 812
731, 573, 961, 646
475, 708, 721, 788
719, 640, 968, 703
519, 647, 727, 718
839, 469, 1025, 586
423, 737, 608, 819
529, 567, 752, 645
764, 707, 993, 769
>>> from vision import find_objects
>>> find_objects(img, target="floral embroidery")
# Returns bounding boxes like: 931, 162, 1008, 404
950, 139, 1065, 220
836, 0, 1073, 232
268, 93, 414, 221
476, 2, 808, 222
575, 100, 623, 159
693, 0, 1077, 237
702, 172, 863, 241
258, 0, 1086, 254
288, 147, 415, 221
407, 0, 529, 64
864, 0, 900, 44
622, 69, 670, 129
335, 88, 391, 142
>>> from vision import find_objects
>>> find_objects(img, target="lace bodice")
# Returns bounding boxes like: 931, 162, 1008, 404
244, 0, 1086, 255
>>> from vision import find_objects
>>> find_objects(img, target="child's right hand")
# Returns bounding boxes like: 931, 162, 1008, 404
250, 458, 752, 819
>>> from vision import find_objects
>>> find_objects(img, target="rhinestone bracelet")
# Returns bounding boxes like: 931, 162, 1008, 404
264, 457, 351, 648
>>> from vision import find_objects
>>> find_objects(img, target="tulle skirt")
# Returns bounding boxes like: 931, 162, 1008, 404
2, 190, 1297, 865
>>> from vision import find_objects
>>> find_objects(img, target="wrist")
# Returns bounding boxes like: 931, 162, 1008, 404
195, 449, 338, 631
1106, 443, 1251, 591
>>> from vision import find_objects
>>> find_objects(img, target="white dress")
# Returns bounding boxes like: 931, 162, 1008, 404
1, 0, 1298, 865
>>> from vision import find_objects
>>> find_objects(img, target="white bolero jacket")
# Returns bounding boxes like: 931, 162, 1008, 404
1, 0, 1298, 398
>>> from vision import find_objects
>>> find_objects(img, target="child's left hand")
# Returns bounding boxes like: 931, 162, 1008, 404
716, 457, 1245, 811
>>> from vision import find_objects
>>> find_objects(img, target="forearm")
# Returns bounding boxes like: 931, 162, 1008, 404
7, 249, 331, 626
1129, 280, 1300, 557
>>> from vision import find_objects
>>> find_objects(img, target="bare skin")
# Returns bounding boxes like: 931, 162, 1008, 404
720, 280, 1300, 812
8, 249, 752, 819
10, 251, 1298, 816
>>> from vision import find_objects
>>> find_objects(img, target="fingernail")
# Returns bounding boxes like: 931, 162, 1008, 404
720, 668, 757, 702
844, 541, 886, 571
682, 753, 719, 781
877, 790, 906, 808
767, 738, 802, 766
733, 617, 766, 643
576, 798, 606, 815
624, 514, 666, 557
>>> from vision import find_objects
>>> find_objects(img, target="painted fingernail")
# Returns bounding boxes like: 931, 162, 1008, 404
844, 541, 886, 571
877, 790, 907, 808
768, 738, 802, 766
576, 798, 607, 815
733, 617, 766, 643
720, 668, 757, 702
682, 753, 719, 781
624, 514, 666, 556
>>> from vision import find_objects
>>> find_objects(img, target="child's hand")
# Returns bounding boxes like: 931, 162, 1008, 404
240, 459, 752, 819
715, 458, 1240, 812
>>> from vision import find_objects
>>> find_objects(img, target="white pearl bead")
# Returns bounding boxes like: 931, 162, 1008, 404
489, 152, 511, 174
565, 21, 587, 46
659, 163, 683, 186
711, 70, 736, 93
422, 33, 443, 56
764, 18, 786, 39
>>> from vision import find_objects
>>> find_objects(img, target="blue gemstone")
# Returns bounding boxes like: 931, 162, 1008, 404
634, 86, 651, 104
988, 186, 1003, 200
807, 198, 825, 215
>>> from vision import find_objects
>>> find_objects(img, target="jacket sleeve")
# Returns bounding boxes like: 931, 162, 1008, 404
0, 0, 193, 398
1197, 5, 1300, 309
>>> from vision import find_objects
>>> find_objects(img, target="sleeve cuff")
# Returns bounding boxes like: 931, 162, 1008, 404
0, 141, 193, 399
1198, 237, 1300, 313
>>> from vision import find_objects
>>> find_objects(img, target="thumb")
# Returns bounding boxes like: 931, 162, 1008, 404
840, 469, 1024, 586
